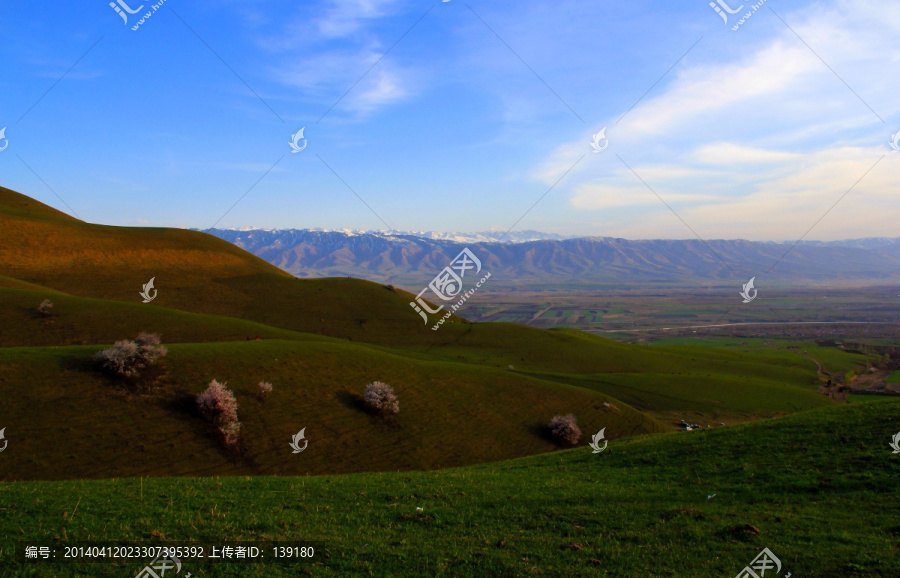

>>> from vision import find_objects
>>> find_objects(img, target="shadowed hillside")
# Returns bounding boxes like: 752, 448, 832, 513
0, 186, 841, 482
0, 340, 666, 481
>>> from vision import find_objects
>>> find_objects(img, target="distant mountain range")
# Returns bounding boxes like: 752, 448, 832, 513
201, 228, 900, 287
215, 228, 574, 244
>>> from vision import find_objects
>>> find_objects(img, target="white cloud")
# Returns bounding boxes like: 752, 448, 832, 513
313, 0, 401, 38
571, 183, 720, 211
352, 69, 408, 111
529, 0, 900, 240
692, 143, 800, 165
260, 0, 414, 115
618, 40, 818, 138
572, 146, 898, 240
272, 46, 413, 114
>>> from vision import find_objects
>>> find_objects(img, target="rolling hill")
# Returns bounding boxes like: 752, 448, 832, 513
0, 186, 463, 344
0, 185, 851, 484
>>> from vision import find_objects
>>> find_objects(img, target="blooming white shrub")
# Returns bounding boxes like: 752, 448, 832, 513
197, 379, 238, 423
133, 332, 167, 365
95, 333, 167, 380
197, 379, 241, 448
38, 299, 53, 317
363, 381, 399, 414
549, 413, 582, 445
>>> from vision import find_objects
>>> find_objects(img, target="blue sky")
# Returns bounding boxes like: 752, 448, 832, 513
0, 0, 898, 240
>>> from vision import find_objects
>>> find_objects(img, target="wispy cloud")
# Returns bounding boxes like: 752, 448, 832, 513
271, 45, 413, 113
313, 0, 402, 38
692, 144, 801, 165
529, 0, 900, 239
572, 146, 897, 240
259, 0, 414, 116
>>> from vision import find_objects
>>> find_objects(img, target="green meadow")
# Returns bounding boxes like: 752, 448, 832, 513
2, 401, 899, 576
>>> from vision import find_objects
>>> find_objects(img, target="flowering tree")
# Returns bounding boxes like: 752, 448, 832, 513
197, 379, 241, 448
363, 381, 399, 414
197, 379, 238, 422
95, 332, 167, 380
38, 299, 53, 317
258, 381, 273, 400
549, 414, 582, 445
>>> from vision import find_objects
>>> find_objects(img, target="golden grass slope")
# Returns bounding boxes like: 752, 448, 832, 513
0, 186, 464, 341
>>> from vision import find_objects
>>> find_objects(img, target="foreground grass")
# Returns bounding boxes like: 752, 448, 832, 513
2, 401, 899, 577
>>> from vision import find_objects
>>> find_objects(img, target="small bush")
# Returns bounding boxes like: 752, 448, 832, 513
95, 332, 167, 380
197, 379, 241, 447
363, 381, 399, 414
549, 414, 581, 445
258, 381, 273, 400
38, 299, 53, 317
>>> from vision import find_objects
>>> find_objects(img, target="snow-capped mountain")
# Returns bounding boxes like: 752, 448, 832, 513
199, 228, 900, 286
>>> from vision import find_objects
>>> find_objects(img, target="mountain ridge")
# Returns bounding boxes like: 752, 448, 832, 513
202, 228, 900, 286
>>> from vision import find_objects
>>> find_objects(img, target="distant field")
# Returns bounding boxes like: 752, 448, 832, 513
525, 369, 829, 424
888, 370, 900, 383
649, 336, 886, 380
2, 401, 898, 577
463, 286, 900, 342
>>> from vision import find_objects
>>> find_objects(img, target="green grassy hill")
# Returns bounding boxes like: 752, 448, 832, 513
0, 186, 703, 373
0, 185, 841, 387
0, 280, 835, 429
0, 339, 665, 481
0, 186, 854, 483
2, 400, 898, 576
0, 287, 330, 347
